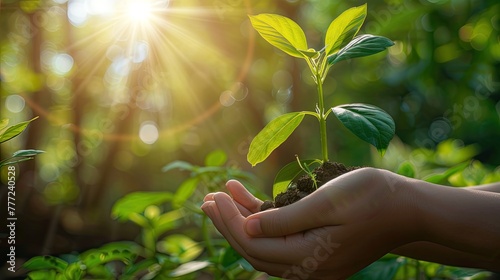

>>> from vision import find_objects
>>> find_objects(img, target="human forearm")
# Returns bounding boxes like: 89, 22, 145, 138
411, 182, 500, 266
392, 242, 500, 271
468, 182, 500, 193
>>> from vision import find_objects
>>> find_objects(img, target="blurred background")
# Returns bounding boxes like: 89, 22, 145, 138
1, 0, 499, 274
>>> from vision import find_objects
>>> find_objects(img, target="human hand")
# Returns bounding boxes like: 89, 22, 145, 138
202, 168, 418, 279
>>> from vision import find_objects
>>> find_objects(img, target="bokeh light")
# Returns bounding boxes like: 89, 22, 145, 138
52, 53, 74, 76
5, 95, 26, 113
139, 121, 159, 144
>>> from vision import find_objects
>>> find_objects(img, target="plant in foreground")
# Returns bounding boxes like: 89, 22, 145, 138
247, 4, 396, 208
0, 117, 44, 168
22, 150, 265, 279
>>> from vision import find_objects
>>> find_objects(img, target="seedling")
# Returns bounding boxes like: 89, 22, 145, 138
295, 154, 318, 190
247, 4, 396, 202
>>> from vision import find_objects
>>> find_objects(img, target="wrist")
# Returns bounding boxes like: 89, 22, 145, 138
411, 180, 500, 262
379, 170, 423, 246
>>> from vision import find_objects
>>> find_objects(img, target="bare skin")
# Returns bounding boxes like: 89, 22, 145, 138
201, 168, 500, 279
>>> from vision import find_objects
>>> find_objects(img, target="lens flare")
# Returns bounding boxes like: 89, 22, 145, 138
127, 1, 153, 23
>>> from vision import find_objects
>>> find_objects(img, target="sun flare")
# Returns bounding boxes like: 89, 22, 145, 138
127, 1, 153, 23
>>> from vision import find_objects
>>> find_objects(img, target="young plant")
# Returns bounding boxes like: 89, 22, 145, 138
295, 154, 318, 190
247, 4, 396, 196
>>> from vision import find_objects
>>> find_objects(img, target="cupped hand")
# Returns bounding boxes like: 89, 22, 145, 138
202, 168, 419, 279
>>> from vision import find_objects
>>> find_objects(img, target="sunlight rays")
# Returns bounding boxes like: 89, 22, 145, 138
30, 0, 253, 145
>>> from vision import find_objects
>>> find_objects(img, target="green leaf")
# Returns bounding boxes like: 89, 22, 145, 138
12, 149, 45, 157
350, 254, 404, 280
397, 161, 415, 178
158, 234, 203, 263
273, 159, 320, 198
247, 112, 305, 166
23, 256, 68, 272
204, 149, 227, 167
111, 192, 173, 221
81, 241, 140, 269
0, 119, 9, 132
0, 116, 39, 143
220, 246, 242, 269
332, 104, 395, 155
122, 259, 158, 279
249, 14, 308, 58
155, 209, 185, 234
299, 48, 319, 58
0, 157, 34, 167
63, 262, 85, 280
0, 150, 45, 168
328, 34, 394, 65
324, 4, 367, 56
423, 161, 470, 184
435, 139, 480, 166
162, 160, 194, 172
27, 270, 58, 280
169, 261, 210, 277
172, 177, 199, 208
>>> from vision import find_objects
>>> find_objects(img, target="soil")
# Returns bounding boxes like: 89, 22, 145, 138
260, 161, 358, 211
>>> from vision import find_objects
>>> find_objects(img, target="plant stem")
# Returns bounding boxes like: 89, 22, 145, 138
316, 73, 329, 162
143, 228, 156, 258
202, 214, 215, 257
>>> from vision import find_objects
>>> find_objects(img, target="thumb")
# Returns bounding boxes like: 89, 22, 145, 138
245, 192, 333, 237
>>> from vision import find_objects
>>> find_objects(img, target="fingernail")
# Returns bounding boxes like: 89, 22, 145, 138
203, 193, 214, 202
201, 202, 214, 217
245, 219, 262, 236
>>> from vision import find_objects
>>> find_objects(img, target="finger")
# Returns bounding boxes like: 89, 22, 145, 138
203, 186, 254, 216
226, 180, 263, 213
234, 200, 253, 217
213, 192, 319, 263
202, 200, 292, 276
203, 193, 215, 202
245, 188, 336, 237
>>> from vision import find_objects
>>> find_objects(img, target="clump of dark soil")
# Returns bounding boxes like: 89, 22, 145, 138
260, 161, 358, 211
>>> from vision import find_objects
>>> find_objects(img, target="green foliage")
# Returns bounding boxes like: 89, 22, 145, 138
163, 150, 257, 194
272, 159, 320, 198
248, 14, 308, 58
248, 4, 394, 195
204, 149, 228, 166
24, 150, 265, 279
169, 261, 211, 278
328, 34, 395, 65
158, 234, 203, 263
350, 255, 491, 280
247, 112, 305, 166
0, 117, 38, 144
111, 192, 173, 222
24, 256, 68, 272
331, 104, 395, 156
396, 161, 416, 178
423, 161, 470, 184
0, 149, 45, 167
376, 138, 500, 188
324, 4, 367, 57
349, 254, 403, 280
0, 117, 44, 168
24, 243, 142, 280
